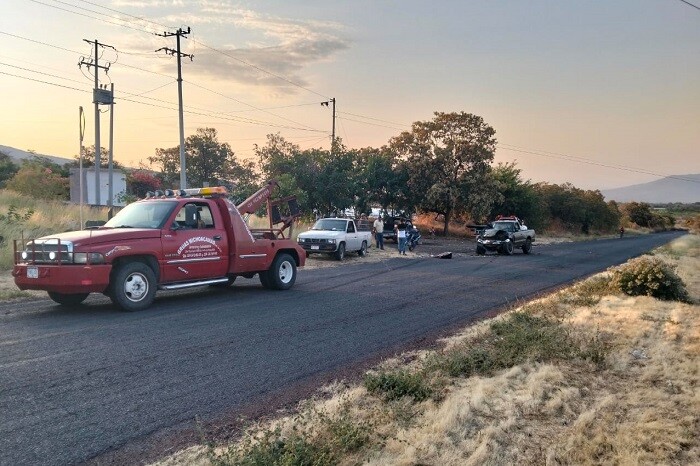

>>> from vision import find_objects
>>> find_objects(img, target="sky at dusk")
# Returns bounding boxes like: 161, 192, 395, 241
1, 0, 698, 190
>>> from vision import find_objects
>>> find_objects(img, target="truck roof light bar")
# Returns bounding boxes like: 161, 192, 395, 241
181, 186, 228, 197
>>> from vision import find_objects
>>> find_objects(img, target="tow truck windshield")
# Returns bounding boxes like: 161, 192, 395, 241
103, 201, 177, 229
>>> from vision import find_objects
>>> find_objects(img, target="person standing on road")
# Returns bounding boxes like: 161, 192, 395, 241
619, 226, 625, 238
396, 219, 408, 255
373, 216, 384, 250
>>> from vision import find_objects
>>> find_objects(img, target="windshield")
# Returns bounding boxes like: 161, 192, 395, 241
311, 219, 348, 231
492, 221, 517, 231
104, 201, 177, 229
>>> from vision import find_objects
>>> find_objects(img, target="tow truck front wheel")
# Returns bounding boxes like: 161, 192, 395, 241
110, 262, 156, 311
266, 253, 297, 290
48, 291, 89, 306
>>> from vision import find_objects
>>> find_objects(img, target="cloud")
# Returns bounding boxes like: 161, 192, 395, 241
148, 3, 350, 92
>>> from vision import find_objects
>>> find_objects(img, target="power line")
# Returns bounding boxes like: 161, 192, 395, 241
497, 144, 700, 185
0, 70, 86, 93
337, 111, 408, 129
185, 80, 323, 132
336, 116, 405, 131
74, 0, 169, 29
28, 0, 157, 35
0, 30, 81, 54
0, 61, 85, 85
193, 40, 329, 99
677, 0, 700, 11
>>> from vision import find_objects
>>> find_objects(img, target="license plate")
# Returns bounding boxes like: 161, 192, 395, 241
27, 266, 38, 279
311, 245, 319, 250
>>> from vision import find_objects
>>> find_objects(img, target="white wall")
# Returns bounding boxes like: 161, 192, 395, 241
69, 168, 126, 207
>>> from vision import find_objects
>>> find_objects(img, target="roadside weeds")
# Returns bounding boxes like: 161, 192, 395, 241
152, 234, 700, 466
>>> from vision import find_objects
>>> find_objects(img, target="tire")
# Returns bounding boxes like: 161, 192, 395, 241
109, 262, 157, 312
358, 241, 367, 257
502, 240, 514, 255
47, 291, 89, 306
266, 253, 297, 290
522, 238, 532, 254
476, 244, 486, 255
334, 243, 346, 261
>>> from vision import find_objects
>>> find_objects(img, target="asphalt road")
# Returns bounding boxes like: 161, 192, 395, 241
0, 231, 685, 465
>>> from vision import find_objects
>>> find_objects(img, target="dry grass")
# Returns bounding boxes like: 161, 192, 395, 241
0, 189, 110, 269
152, 233, 699, 466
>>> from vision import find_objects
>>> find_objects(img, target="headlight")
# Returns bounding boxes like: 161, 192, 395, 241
21, 251, 28, 260
73, 252, 105, 264
326, 238, 336, 244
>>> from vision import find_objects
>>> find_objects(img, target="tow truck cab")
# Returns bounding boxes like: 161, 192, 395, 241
12, 183, 305, 311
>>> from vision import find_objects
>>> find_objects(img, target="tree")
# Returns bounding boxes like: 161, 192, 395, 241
489, 162, 546, 229
149, 128, 258, 195
68, 145, 124, 169
0, 151, 19, 188
354, 146, 412, 216
6, 165, 69, 200
390, 112, 497, 234
126, 170, 161, 198
257, 134, 358, 217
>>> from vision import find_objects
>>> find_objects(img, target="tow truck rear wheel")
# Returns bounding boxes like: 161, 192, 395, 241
47, 291, 89, 306
110, 261, 156, 312
522, 238, 532, 254
267, 253, 296, 290
358, 241, 367, 257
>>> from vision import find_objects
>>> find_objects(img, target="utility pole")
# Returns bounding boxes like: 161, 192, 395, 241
78, 106, 85, 228
321, 97, 336, 153
107, 82, 115, 215
79, 39, 114, 205
156, 27, 193, 189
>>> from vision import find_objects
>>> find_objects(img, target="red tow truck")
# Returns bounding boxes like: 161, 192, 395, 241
12, 181, 305, 311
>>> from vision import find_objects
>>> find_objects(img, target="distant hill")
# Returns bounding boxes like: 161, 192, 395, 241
602, 174, 700, 204
0, 145, 73, 166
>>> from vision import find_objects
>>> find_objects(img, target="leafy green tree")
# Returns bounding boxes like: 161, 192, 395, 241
6, 164, 69, 200
257, 134, 357, 217
534, 183, 619, 233
149, 128, 257, 194
69, 145, 124, 169
0, 151, 19, 188
390, 112, 497, 234
354, 146, 412, 216
489, 162, 546, 229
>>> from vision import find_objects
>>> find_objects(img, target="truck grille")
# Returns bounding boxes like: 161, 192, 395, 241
18, 239, 74, 264
299, 238, 333, 244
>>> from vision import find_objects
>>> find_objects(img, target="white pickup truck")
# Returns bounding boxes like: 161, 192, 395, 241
297, 218, 372, 260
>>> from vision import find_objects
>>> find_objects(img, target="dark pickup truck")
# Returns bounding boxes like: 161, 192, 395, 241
476, 216, 535, 255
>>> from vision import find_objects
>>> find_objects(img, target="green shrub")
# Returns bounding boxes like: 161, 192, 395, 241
610, 257, 690, 302
363, 370, 433, 402
213, 427, 334, 466
489, 312, 576, 365
562, 276, 614, 307
211, 403, 372, 466
437, 346, 496, 378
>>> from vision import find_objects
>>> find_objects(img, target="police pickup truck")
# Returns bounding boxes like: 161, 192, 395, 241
476, 216, 535, 255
